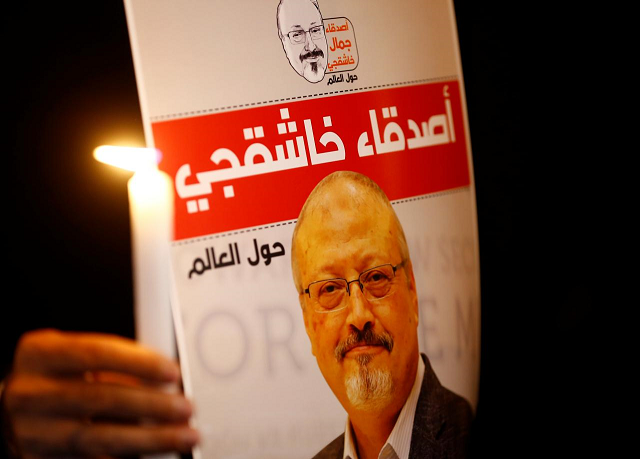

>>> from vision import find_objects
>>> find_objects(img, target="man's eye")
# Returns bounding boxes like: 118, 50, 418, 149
290, 31, 304, 39
364, 271, 389, 284
319, 282, 343, 296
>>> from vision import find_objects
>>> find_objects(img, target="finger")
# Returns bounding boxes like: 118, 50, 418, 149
89, 370, 144, 388
91, 370, 181, 389
45, 456, 118, 459
6, 375, 192, 422
13, 417, 199, 456
14, 330, 179, 383
26, 454, 117, 459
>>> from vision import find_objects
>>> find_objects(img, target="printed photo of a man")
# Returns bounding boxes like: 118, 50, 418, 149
291, 171, 472, 458
277, 0, 328, 83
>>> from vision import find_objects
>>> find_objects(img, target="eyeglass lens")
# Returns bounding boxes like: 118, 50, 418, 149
310, 265, 395, 311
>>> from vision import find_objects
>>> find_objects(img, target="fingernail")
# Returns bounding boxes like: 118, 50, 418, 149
179, 428, 200, 448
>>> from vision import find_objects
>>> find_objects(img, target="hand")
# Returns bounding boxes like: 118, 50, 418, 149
2, 329, 199, 458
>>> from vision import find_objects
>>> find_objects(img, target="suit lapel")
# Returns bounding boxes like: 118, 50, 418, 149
408, 354, 445, 459
311, 432, 345, 459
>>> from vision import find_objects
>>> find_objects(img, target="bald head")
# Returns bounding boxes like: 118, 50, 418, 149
291, 171, 410, 296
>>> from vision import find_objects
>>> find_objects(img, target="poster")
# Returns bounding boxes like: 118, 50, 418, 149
124, 1, 479, 457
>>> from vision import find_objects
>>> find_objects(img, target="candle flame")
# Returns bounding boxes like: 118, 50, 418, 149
93, 146, 162, 172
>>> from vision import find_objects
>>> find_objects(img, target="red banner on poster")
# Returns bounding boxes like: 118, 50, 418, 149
153, 81, 469, 240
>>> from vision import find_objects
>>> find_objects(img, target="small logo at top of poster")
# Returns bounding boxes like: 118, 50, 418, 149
277, 0, 358, 84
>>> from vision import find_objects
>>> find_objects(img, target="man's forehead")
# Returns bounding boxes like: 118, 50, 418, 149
279, 0, 322, 30
297, 181, 396, 242
298, 230, 402, 283
312, 251, 384, 276
296, 207, 399, 272
299, 212, 397, 247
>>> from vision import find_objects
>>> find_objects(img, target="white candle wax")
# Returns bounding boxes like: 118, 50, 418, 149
128, 168, 175, 359
129, 167, 178, 459
95, 146, 180, 459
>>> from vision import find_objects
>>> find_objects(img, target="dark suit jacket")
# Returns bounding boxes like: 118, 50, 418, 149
312, 354, 472, 459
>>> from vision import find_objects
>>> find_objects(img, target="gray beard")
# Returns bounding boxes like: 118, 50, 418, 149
344, 353, 394, 410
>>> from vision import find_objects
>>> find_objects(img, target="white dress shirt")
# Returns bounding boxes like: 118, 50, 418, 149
343, 356, 425, 459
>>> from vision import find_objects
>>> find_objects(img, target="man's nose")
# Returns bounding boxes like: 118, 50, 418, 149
345, 283, 375, 331
304, 30, 317, 51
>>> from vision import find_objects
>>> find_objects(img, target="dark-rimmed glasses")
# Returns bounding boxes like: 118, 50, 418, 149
304, 262, 405, 313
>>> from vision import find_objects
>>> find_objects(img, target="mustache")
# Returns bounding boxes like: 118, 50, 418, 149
334, 325, 394, 362
299, 48, 324, 62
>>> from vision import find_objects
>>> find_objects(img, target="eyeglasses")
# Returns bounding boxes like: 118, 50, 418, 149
285, 25, 325, 44
304, 262, 405, 313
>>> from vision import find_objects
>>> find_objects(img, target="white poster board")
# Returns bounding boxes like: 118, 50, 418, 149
124, 1, 479, 457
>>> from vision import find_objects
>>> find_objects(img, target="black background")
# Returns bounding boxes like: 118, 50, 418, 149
5, 1, 605, 456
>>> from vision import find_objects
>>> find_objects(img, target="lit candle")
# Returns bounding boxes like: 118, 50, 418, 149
94, 146, 176, 459
94, 145, 175, 357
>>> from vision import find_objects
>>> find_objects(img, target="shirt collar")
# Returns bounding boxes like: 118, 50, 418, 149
343, 356, 425, 459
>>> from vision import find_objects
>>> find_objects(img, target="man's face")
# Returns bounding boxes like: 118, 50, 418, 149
294, 187, 420, 413
278, 0, 328, 83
